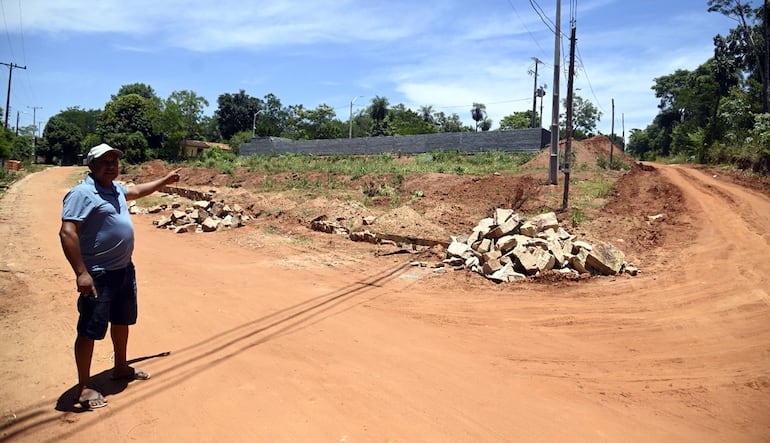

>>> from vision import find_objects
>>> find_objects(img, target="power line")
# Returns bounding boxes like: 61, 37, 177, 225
528, 0, 555, 34
505, 0, 546, 54
575, 44, 606, 114
0, 1, 15, 61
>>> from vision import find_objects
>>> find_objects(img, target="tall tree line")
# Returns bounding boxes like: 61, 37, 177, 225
628, 0, 769, 173
31, 86, 487, 165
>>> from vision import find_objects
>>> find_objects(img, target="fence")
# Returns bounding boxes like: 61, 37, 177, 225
239, 128, 550, 157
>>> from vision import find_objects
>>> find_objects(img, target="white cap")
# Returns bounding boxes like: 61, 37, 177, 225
86, 143, 124, 165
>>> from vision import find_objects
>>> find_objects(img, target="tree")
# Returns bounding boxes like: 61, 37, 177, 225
200, 115, 221, 142
648, 60, 733, 159
290, 104, 344, 140
258, 93, 287, 137
708, 0, 769, 112
389, 105, 438, 135
627, 127, 655, 160
160, 90, 210, 159
112, 83, 158, 101
434, 112, 469, 133
418, 105, 435, 124
368, 96, 390, 136
561, 95, 602, 140
167, 90, 209, 139
42, 115, 82, 164
0, 126, 12, 160
348, 108, 373, 138
499, 111, 536, 130
97, 93, 161, 163
215, 90, 263, 140
58, 107, 101, 140
10, 130, 33, 160
471, 103, 487, 132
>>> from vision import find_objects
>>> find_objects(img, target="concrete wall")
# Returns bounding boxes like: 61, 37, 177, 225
239, 128, 550, 157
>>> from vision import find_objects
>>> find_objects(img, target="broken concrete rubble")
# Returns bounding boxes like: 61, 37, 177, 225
444, 211, 636, 282
307, 206, 638, 283
129, 197, 248, 234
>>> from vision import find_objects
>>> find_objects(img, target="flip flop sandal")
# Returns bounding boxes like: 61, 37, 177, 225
111, 367, 151, 381
77, 391, 107, 409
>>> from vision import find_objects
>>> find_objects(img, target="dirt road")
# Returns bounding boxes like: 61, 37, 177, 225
1, 164, 769, 442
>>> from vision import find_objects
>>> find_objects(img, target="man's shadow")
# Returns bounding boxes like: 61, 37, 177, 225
54, 351, 170, 413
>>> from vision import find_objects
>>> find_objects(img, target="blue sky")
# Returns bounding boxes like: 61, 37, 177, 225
1, 0, 740, 140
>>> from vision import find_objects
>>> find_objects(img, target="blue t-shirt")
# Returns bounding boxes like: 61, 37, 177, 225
61, 174, 135, 272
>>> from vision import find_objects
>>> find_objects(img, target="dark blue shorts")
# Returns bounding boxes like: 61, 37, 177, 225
77, 263, 138, 340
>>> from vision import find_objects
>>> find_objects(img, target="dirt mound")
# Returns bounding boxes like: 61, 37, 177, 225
523, 135, 637, 171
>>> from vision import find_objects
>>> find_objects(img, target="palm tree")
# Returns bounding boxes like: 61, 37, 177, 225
471, 103, 487, 132
369, 96, 390, 136
418, 105, 435, 124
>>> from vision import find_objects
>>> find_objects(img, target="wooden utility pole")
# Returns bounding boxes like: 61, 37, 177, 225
530, 57, 542, 128
1, 62, 27, 129
610, 98, 615, 169
561, 24, 577, 211
548, 0, 561, 185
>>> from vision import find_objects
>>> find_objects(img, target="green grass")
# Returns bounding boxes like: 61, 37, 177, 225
579, 178, 614, 199
235, 150, 535, 177
569, 207, 587, 227
181, 150, 535, 197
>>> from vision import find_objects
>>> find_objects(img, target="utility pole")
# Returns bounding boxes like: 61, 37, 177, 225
622, 113, 625, 150
252, 109, 263, 139
561, 23, 577, 211
28, 106, 42, 160
349, 96, 362, 139
610, 98, 615, 169
1, 62, 27, 129
548, 0, 561, 185
530, 57, 542, 128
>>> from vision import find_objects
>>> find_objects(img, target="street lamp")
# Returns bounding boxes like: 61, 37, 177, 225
252, 109, 263, 138
349, 95, 363, 139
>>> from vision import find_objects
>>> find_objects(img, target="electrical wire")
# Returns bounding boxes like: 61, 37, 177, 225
575, 44, 605, 113
528, 0, 555, 34
506, 0, 545, 54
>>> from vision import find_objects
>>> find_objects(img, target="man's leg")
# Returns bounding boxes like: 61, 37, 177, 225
74, 335, 102, 403
110, 324, 150, 380
111, 324, 129, 372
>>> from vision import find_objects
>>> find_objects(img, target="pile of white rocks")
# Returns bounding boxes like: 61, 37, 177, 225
129, 199, 248, 233
444, 209, 638, 283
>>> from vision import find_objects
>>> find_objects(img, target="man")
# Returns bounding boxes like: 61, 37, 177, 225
59, 143, 181, 409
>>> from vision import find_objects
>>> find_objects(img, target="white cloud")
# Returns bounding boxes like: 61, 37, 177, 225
2, 0, 744, 135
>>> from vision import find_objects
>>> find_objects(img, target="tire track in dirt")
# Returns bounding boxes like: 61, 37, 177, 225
672, 166, 770, 244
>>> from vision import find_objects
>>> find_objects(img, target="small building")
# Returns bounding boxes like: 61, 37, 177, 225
182, 140, 231, 158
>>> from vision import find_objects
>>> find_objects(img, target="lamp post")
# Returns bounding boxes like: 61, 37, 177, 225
349, 95, 363, 139
252, 109, 263, 139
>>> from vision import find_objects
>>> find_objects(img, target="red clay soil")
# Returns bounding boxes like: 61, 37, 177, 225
1, 137, 769, 441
